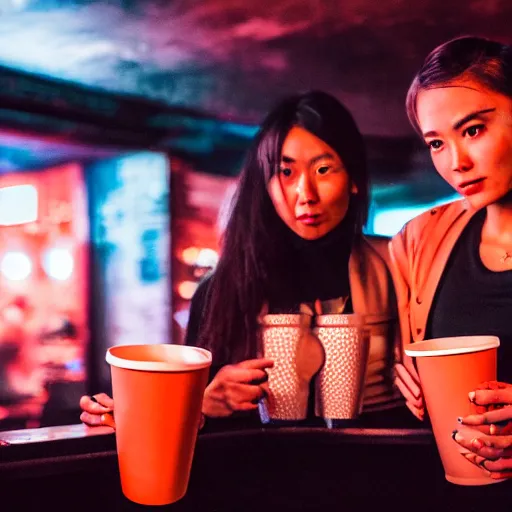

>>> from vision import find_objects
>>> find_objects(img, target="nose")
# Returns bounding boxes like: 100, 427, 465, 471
450, 143, 473, 173
296, 172, 319, 204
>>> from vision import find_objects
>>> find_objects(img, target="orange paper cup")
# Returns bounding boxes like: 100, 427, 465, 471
106, 344, 212, 505
404, 335, 503, 486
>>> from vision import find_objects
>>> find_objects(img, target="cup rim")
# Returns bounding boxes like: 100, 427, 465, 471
106, 344, 212, 372
259, 314, 303, 326
404, 335, 500, 358
315, 313, 366, 327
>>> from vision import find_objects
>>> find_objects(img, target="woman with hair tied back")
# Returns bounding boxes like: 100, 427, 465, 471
391, 36, 512, 480
81, 90, 407, 432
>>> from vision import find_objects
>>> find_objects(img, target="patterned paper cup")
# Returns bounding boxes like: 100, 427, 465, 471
314, 314, 370, 420
259, 314, 311, 421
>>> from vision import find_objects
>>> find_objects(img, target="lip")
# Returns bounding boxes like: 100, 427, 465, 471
457, 177, 486, 196
297, 213, 322, 225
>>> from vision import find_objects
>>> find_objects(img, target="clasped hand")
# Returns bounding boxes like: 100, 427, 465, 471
453, 381, 512, 480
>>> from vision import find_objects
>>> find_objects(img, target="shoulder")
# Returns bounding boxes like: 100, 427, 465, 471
390, 199, 467, 253
359, 234, 391, 265
400, 199, 466, 240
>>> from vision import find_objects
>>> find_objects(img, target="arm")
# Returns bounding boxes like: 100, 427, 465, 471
185, 273, 274, 419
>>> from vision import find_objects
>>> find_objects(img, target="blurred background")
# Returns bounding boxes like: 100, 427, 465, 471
0, 0, 507, 430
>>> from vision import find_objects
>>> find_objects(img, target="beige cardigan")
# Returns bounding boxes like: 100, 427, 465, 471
388, 199, 476, 361
349, 235, 403, 411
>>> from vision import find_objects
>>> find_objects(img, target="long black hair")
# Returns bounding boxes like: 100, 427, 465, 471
197, 91, 368, 364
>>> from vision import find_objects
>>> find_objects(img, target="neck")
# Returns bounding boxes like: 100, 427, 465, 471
484, 198, 512, 244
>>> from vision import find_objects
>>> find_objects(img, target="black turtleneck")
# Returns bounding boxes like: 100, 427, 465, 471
265, 217, 353, 313
185, 219, 354, 350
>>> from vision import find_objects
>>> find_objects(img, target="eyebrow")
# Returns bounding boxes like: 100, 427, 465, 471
281, 152, 335, 165
423, 108, 496, 138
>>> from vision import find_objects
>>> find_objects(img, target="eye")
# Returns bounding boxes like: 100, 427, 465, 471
279, 167, 292, 177
463, 124, 484, 138
317, 166, 330, 175
427, 139, 443, 152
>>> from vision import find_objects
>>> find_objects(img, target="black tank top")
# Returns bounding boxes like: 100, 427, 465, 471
427, 209, 512, 381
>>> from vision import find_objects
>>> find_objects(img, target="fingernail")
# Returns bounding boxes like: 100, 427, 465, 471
472, 438, 484, 450
457, 417, 463, 423
452, 429, 458, 441
490, 424, 497, 435
468, 391, 476, 403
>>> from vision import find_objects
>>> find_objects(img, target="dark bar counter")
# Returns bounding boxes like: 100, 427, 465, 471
1, 425, 511, 511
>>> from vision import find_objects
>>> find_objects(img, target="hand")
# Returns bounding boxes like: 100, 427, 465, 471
202, 358, 274, 418
393, 360, 425, 421
452, 427, 512, 479
454, 381, 512, 479
79, 393, 115, 428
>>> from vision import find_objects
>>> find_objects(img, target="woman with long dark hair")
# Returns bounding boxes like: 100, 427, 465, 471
81, 91, 403, 430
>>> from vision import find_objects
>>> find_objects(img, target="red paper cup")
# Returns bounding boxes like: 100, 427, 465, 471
405, 335, 503, 486
106, 344, 211, 505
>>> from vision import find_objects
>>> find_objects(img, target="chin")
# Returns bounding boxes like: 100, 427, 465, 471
295, 228, 329, 240
466, 191, 511, 210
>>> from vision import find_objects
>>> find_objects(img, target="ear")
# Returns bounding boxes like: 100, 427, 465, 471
351, 181, 358, 194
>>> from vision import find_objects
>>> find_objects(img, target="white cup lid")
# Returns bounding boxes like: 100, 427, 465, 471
404, 335, 500, 358
106, 343, 212, 372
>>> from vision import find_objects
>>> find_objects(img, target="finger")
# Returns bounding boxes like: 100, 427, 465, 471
80, 411, 105, 426
79, 395, 113, 414
401, 355, 422, 383
460, 408, 512, 428
223, 367, 271, 385
489, 422, 512, 436
226, 383, 265, 407
480, 435, 512, 451
100, 413, 116, 429
405, 400, 425, 421
395, 376, 423, 409
490, 472, 512, 480
237, 358, 275, 370
229, 401, 260, 412
93, 393, 114, 408
470, 388, 512, 406
461, 452, 491, 470
476, 381, 509, 391
482, 457, 512, 473
452, 430, 506, 459
394, 364, 422, 400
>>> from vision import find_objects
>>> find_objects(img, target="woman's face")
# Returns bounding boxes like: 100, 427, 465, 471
268, 126, 356, 240
416, 78, 512, 210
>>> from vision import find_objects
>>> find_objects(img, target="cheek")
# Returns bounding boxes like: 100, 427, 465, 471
319, 181, 351, 213
490, 141, 512, 178
431, 154, 454, 184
